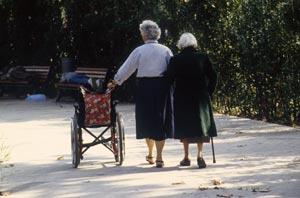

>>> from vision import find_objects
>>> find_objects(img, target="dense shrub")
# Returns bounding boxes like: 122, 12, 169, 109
0, 0, 299, 127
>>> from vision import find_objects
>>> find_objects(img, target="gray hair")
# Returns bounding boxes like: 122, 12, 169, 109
139, 20, 161, 40
177, 33, 198, 50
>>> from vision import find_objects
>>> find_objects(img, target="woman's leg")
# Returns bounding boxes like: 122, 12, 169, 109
155, 140, 165, 168
183, 142, 189, 159
197, 142, 206, 168
155, 140, 165, 161
197, 143, 203, 157
179, 142, 191, 166
145, 138, 155, 157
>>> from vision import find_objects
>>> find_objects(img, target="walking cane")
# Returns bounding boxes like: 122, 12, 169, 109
211, 137, 216, 163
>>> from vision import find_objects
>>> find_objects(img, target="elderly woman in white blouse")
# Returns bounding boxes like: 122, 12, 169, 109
109, 20, 174, 168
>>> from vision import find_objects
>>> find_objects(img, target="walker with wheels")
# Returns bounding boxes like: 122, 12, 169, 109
70, 87, 125, 168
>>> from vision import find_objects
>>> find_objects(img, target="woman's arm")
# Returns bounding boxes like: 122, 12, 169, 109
114, 48, 140, 85
205, 55, 217, 96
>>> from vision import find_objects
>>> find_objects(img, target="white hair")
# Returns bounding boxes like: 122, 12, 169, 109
139, 20, 161, 40
177, 33, 198, 50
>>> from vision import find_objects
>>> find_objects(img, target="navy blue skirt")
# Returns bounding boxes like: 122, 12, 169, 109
135, 77, 174, 141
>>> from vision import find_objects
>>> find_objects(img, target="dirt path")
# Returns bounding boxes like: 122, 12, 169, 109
0, 99, 299, 198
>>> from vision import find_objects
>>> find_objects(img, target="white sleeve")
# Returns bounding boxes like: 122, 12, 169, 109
114, 48, 139, 85
166, 49, 173, 64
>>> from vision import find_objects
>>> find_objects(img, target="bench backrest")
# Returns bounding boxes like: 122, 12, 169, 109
75, 67, 108, 80
23, 65, 53, 83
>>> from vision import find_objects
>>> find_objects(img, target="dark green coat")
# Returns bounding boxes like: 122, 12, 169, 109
167, 47, 217, 139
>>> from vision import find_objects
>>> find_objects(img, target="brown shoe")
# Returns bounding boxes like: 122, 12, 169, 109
180, 158, 191, 166
197, 157, 206, 169
155, 160, 164, 168
146, 155, 155, 164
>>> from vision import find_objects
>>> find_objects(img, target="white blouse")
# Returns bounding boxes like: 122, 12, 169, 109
114, 40, 173, 85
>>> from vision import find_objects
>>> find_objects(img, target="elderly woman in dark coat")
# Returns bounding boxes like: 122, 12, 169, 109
167, 33, 217, 168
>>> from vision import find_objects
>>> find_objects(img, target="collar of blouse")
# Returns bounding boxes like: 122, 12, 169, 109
145, 40, 158, 44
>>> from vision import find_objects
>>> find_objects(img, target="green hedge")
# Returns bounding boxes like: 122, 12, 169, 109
0, 0, 299, 127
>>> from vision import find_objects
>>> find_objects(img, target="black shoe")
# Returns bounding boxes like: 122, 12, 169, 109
180, 158, 191, 166
197, 157, 206, 169
155, 160, 164, 168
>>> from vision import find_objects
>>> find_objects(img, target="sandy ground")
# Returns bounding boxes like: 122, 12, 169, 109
0, 98, 299, 198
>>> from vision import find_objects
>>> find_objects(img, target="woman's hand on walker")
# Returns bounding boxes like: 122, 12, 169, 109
107, 80, 117, 90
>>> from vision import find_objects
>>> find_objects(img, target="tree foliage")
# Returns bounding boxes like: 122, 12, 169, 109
0, 0, 299, 126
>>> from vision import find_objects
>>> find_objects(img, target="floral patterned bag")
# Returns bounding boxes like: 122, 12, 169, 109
83, 91, 111, 126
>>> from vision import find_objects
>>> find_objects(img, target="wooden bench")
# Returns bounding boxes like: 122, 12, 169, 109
0, 65, 55, 98
55, 67, 109, 102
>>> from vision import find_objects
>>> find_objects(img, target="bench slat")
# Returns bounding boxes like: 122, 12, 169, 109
0, 65, 54, 97
55, 67, 109, 102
